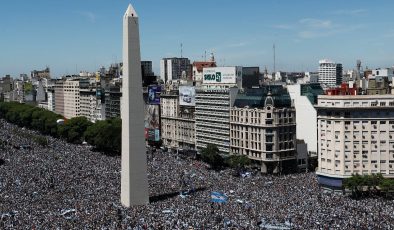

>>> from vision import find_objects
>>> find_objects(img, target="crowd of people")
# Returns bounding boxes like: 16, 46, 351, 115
1, 118, 394, 229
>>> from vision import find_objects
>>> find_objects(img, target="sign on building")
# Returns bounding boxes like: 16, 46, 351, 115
202, 67, 242, 84
148, 85, 161, 105
179, 86, 196, 106
144, 104, 160, 141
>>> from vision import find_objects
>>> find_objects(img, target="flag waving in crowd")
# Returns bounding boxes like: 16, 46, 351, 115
210, 192, 228, 203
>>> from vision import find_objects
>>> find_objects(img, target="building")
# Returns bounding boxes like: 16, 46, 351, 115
54, 80, 65, 116
105, 82, 122, 119
195, 67, 242, 154
31, 67, 50, 80
367, 76, 391, 95
160, 88, 195, 150
316, 95, 394, 190
141, 61, 153, 76
63, 78, 80, 119
192, 54, 216, 85
325, 82, 358, 96
372, 68, 394, 81
160, 57, 191, 83
242, 67, 260, 88
47, 88, 55, 112
0, 75, 13, 93
318, 59, 343, 87
288, 83, 325, 168
195, 87, 238, 154
141, 61, 157, 87
79, 78, 98, 122
230, 86, 297, 174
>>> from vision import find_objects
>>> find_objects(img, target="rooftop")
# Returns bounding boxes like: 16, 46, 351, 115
233, 86, 292, 108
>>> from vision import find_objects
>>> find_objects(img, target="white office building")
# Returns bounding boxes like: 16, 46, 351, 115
318, 59, 343, 88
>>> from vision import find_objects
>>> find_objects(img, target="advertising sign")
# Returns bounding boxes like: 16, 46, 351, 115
179, 86, 196, 106
202, 67, 242, 84
148, 85, 161, 104
144, 104, 160, 141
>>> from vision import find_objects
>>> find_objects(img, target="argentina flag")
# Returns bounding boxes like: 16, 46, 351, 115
211, 192, 228, 203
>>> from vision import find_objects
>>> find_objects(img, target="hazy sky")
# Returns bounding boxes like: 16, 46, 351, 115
1, 0, 393, 78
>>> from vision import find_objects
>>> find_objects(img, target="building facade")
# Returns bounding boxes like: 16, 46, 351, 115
195, 87, 238, 154
160, 90, 195, 150
160, 57, 191, 83
288, 83, 324, 162
79, 78, 98, 122
230, 87, 297, 173
105, 83, 122, 119
316, 95, 394, 189
47, 88, 55, 112
318, 59, 343, 87
63, 79, 80, 119
54, 80, 65, 116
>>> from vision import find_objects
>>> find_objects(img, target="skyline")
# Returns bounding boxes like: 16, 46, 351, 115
1, 0, 394, 78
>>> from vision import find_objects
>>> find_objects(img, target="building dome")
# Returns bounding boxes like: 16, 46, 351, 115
264, 90, 274, 107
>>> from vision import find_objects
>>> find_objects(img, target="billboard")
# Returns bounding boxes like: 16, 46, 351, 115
148, 85, 161, 105
144, 104, 160, 141
179, 86, 196, 106
202, 67, 242, 84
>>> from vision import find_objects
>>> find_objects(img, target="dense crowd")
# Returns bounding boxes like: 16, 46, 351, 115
1, 119, 394, 229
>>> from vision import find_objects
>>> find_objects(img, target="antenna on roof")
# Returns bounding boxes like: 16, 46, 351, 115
273, 43, 276, 73
180, 43, 183, 58
204, 51, 207, 61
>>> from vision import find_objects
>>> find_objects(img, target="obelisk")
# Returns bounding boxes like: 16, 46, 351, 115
121, 3, 149, 206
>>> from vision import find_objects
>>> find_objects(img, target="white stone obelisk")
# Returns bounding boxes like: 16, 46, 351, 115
121, 3, 149, 206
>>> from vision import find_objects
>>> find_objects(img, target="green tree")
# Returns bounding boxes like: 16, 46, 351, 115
380, 179, 394, 198
226, 154, 251, 173
201, 144, 223, 169
58, 117, 92, 144
84, 118, 121, 154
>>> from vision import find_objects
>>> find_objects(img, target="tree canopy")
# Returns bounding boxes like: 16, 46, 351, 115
200, 144, 224, 169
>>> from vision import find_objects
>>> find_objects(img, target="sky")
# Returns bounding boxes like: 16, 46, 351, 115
1, 0, 394, 78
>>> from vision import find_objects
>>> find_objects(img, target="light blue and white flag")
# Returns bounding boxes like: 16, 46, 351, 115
211, 191, 228, 203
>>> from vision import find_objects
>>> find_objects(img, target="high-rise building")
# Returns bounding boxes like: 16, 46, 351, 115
54, 80, 65, 116
105, 82, 122, 119
318, 59, 343, 87
63, 78, 80, 119
195, 67, 242, 154
160, 57, 191, 83
242, 67, 260, 88
316, 95, 394, 190
79, 78, 98, 122
141, 61, 153, 76
141, 61, 156, 87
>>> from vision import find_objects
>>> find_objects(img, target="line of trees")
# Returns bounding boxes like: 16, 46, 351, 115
343, 173, 394, 198
0, 102, 121, 154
